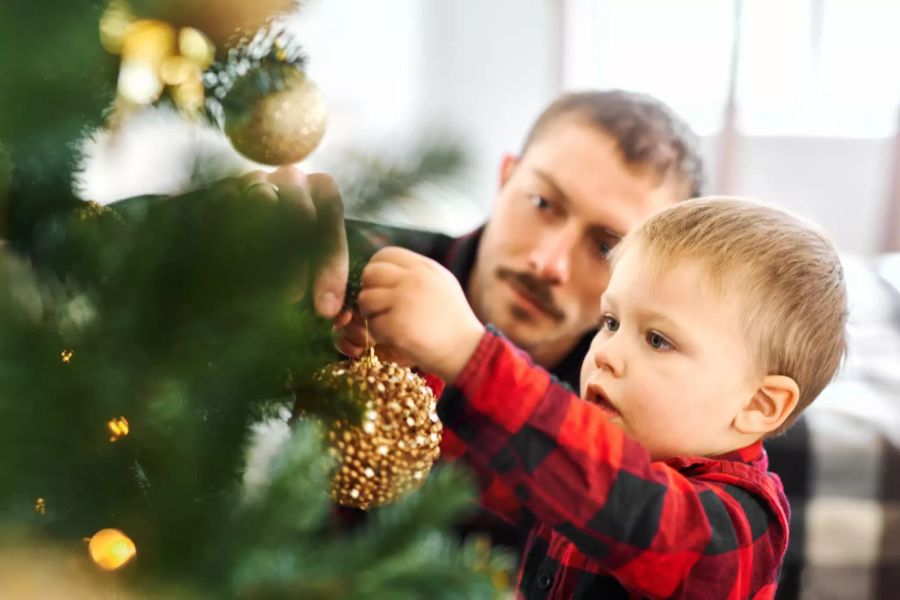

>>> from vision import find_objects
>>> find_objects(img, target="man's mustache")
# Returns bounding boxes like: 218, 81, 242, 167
496, 267, 566, 322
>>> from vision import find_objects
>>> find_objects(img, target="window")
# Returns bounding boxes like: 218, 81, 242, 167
563, 0, 900, 137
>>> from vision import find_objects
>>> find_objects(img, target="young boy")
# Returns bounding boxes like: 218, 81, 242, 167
343, 197, 847, 599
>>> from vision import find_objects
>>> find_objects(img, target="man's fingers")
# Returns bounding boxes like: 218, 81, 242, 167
238, 170, 278, 203
210, 176, 242, 204
267, 165, 307, 189
271, 170, 317, 224
307, 173, 349, 318
258, 168, 319, 306
212, 167, 350, 320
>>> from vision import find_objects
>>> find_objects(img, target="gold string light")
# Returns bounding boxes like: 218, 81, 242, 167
61, 350, 74, 364
34, 498, 46, 515
100, 0, 214, 114
107, 417, 130, 442
87, 528, 137, 571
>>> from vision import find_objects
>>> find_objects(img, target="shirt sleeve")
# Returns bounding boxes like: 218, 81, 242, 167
440, 329, 790, 598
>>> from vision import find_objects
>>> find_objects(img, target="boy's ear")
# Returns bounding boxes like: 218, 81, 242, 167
733, 375, 800, 435
498, 153, 519, 189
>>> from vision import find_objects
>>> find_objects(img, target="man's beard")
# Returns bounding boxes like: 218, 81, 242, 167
496, 266, 566, 323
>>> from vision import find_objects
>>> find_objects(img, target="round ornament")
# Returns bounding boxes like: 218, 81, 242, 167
315, 350, 442, 510
224, 71, 326, 165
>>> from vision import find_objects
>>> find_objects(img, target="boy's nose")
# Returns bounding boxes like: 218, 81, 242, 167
593, 336, 625, 377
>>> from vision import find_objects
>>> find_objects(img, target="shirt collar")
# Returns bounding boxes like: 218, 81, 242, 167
664, 440, 767, 471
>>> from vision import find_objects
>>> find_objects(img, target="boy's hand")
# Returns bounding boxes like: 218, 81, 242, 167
356, 246, 485, 382
334, 310, 415, 367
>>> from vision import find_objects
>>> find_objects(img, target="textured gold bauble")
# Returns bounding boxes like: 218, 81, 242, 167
225, 72, 326, 166
315, 351, 442, 511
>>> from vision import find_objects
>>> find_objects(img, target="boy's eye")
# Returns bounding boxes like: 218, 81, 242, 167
647, 331, 673, 351
530, 195, 552, 211
602, 316, 619, 332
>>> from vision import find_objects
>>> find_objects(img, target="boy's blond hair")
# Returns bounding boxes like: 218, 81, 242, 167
613, 197, 847, 434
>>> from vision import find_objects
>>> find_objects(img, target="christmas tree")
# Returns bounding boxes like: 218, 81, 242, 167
0, 1, 509, 597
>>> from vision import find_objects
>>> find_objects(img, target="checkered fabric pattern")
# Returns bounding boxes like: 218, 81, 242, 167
439, 329, 790, 599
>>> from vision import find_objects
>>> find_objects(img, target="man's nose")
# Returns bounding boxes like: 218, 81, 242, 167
528, 226, 578, 284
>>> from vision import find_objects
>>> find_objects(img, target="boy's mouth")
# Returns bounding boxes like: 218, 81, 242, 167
585, 383, 620, 418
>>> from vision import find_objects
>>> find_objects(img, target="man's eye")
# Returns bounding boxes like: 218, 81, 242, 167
602, 316, 619, 332
647, 331, 673, 351
530, 195, 551, 211
589, 233, 618, 259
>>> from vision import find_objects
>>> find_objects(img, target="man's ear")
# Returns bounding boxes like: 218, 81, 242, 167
498, 153, 519, 189
733, 375, 800, 435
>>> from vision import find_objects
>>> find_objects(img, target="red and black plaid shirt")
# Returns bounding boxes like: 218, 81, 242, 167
436, 329, 791, 599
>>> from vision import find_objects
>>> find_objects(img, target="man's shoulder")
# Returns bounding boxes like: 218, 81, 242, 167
346, 219, 458, 263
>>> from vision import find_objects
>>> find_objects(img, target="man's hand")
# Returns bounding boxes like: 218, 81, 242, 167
229, 166, 349, 319
352, 246, 485, 382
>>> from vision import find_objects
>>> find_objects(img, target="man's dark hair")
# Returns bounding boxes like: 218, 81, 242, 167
522, 90, 705, 197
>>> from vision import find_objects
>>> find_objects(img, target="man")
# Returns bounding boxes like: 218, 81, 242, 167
337, 90, 702, 384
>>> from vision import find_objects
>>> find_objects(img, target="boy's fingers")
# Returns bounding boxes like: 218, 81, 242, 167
361, 261, 406, 288
335, 337, 366, 358
365, 313, 400, 345
369, 246, 424, 268
331, 309, 353, 328
337, 320, 370, 348
357, 288, 394, 318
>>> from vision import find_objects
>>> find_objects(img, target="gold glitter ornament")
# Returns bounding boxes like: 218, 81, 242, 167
225, 71, 326, 165
315, 349, 442, 510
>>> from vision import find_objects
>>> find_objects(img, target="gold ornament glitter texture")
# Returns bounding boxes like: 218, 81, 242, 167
316, 352, 442, 510
225, 72, 326, 165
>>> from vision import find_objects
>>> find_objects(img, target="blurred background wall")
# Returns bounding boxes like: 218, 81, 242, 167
294, 0, 900, 255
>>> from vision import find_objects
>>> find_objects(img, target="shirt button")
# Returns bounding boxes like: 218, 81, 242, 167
536, 570, 554, 590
